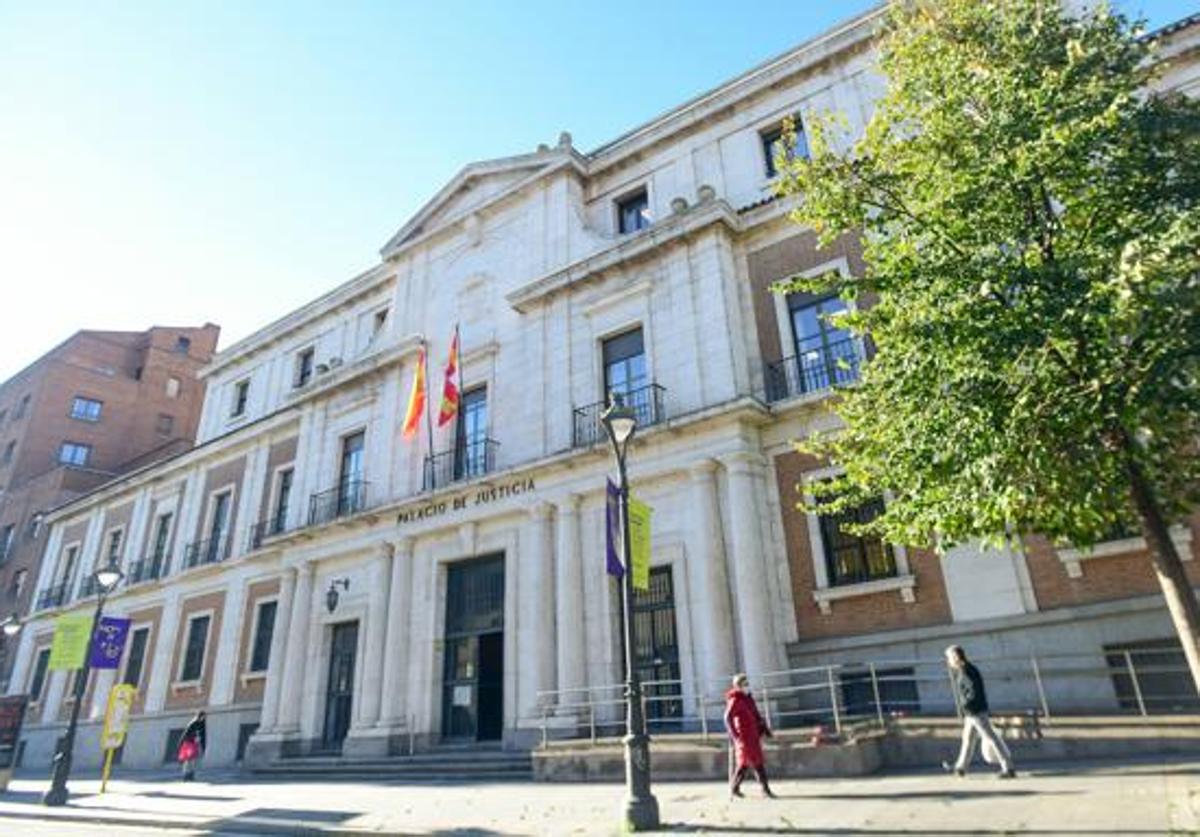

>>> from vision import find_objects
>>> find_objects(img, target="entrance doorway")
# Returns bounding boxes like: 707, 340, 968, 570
442, 555, 505, 742
321, 621, 358, 752
633, 566, 682, 731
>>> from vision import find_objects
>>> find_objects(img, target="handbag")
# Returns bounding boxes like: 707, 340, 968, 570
177, 738, 199, 762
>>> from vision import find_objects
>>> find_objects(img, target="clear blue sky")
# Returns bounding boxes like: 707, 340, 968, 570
0, 0, 1193, 380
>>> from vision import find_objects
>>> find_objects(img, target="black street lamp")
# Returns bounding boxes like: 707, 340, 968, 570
43, 560, 124, 807
601, 393, 660, 832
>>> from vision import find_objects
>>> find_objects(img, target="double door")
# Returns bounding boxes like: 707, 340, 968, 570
441, 555, 505, 742
321, 621, 358, 751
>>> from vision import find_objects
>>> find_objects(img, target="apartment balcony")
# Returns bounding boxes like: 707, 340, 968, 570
423, 439, 499, 492
182, 535, 232, 570
248, 514, 291, 551
307, 479, 371, 527
35, 584, 68, 611
127, 555, 165, 585
765, 338, 862, 403
572, 384, 666, 449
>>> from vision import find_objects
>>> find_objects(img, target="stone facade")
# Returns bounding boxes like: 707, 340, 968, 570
5, 9, 1199, 771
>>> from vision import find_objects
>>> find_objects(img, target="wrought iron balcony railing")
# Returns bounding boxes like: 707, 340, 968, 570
36, 583, 68, 611
182, 535, 231, 570
423, 439, 499, 492
79, 575, 100, 598
248, 513, 291, 551
572, 384, 666, 449
307, 479, 370, 527
128, 555, 165, 585
765, 338, 862, 403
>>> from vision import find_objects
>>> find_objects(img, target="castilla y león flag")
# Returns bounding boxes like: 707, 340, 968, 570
437, 327, 461, 427
402, 344, 427, 439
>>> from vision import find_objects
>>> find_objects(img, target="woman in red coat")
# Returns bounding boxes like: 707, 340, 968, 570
724, 673, 776, 798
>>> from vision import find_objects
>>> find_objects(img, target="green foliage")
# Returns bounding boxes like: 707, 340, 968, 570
774, 0, 1200, 552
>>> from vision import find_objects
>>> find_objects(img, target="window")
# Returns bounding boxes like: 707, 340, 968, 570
248, 600, 277, 673
272, 469, 293, 533
761, 117, 810, 179
179, 614, 211, 682
175, 336, 191, 354
166, 376, 181, 398
0, 408, 7, 424
208, 491, 232, 548
59, 442, 91, 467
1104, 638, 1199, 713
337, 432, 365, 515
14, 394, 29, 419
454, 388, 489, 480
70, 396, 103, 422
122, 626, 150, 689
818, 496, 896, 587
840, 666, 919, 718
60, 545, 79, 587
151, 512, 173, 561
788, 293, 858, 393
28, 647, 51, 702
0, 524, 13, 561
231, 380, 250, 417
372, 308, 389, 339
27, 513, 43, 539
603, 328, 647, 399
617, 189, 651, 234
156, 413, 174, 436
8, 568, 27, 600
3, 441, 14, 465
294, 348, 315, 388
105, 529, 123, 567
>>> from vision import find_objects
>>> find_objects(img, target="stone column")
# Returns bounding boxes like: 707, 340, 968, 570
688, 459, 738, 694
256, 567, 296, 733
276, 561, 315, 732
519, 503, 555, 719
144, 592, 182, 713
379, 537, 413, 728
721, 453, 781, 678
554, 495, 586, 701
356, 543, 393, 728
208, 574, 249, 706
5, 628, 35, 697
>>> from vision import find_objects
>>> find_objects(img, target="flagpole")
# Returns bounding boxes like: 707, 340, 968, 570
423, 337, 435, 490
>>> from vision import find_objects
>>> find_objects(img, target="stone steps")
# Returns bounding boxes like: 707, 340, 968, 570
249, 748, 534, 782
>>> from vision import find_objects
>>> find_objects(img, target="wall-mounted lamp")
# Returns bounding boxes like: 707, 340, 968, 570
325, 578, 350, 614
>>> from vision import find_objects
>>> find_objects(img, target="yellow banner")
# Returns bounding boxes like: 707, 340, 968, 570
48, 613, 94, 671
101, 684, 136, 750
629, 496, 652, 592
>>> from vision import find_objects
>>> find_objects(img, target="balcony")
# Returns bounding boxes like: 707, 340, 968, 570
423, 440, 499, 492
765, 338, 862, 403
307, 479, 370, 527
128, 555, 165, 585
248, 514, 290, 551
79, 575, 101, 598
182, 535, 231, 570
572, 384, 666, 449
36, 584, 68, 611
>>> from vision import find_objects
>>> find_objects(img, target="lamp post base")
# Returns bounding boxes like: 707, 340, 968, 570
621, 732, 659, 831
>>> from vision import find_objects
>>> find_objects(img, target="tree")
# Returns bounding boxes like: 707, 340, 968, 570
775, 0, 1200, 690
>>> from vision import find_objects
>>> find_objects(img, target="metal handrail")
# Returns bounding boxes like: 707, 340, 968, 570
526, 650, 1199, 748
35, 583, 69, 611
128, 554, 165, 585
765, 337, 862, 403
248, 514, 290, 551
182, 535, 231, 569
572, 384, 666, 448
423, 439, 498, 491
308, 479, 370, 526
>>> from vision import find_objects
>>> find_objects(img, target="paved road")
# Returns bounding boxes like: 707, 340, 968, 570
0, 755, 1196, 835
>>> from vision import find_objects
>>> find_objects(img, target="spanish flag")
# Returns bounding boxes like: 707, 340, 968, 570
401, 344, 427, 439
437, 326, 460, 427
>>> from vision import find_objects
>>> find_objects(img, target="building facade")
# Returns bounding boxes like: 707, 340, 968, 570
6, 10, 1199, 770
0, 325, 219, 689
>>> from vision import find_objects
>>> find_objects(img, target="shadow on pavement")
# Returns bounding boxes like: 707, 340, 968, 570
802, 789, 1079, 801
138, 790, 241, 802
665, 826, 1168, 835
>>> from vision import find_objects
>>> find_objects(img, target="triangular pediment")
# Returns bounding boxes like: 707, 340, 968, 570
381, 151, 561, 257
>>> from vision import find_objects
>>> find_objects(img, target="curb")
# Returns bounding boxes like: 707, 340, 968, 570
0, 806, 416, 835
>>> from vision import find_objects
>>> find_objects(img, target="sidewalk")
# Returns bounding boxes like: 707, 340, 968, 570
0, 755, 1196, 835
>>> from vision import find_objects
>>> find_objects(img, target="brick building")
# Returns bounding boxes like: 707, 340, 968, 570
0, 325, 219, 686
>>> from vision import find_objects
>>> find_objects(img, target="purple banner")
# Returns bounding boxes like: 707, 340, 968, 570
89, 616, 131, 670
606, 478, 624, 577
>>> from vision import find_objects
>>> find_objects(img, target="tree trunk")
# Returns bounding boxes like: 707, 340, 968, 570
1125, 454, 1200, 696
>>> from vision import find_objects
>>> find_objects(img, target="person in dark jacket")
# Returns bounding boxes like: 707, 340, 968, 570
942, 646, 1016, 778
724, 674, 776, 799
179, 710, 207, 781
